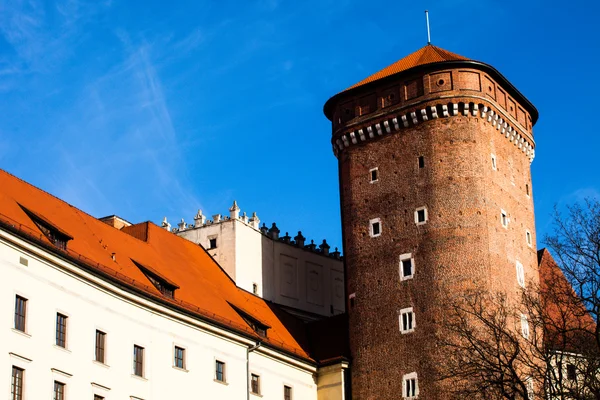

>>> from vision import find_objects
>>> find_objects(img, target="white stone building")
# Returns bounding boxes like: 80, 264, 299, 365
171, 202, 345, 320
1, 169, 349, 400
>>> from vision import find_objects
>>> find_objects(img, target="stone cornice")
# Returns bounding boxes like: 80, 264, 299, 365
332, 99, 535, 163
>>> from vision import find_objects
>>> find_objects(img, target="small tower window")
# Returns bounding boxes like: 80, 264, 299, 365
526, 183, 530, 197
567, 364, 577, 380
399, 253, 415, 281
501, 210, 508, 228
521, 314, 530, 339
491, 154, 497, 170
414, 207, 428, 225
369, 218, 381, 237
369, 168, 379, 183
526, 230, 532, 247
516, 261, 525, 288
399, 307, 415, 334
209, 237, 218, 249
349, 293, 356, 309
252, 283, 258, 294
402, 372, 419, 399
418, 156, 425, 169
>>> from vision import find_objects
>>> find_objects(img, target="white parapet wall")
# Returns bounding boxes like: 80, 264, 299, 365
174, 203, 345, 318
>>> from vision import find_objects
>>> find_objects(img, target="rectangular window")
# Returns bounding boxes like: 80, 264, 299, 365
414, 207, 428, 225
521, 314, 530, 339
399, 308, 415, 334
501, 210, 508, 228
215, 360, 226, 382
491, 154, 497, 170
369, 168, 379, 183
567, 364, 577, 380
349, 293, 356, 309
133, 345, 144, 377
418, 156, 425, 169
95, 330, 106, 363
174, 346, 185, 369
400, 254, 414, 280
11, 366, 24, 400
53, 381, 65, 400
284, 385, 292, 400
526, 230, 532, 247
252, 283, 258, 294
56, 313, 67, 348
209, 238, 217, 249
402, 372, 418, 398
14, 296, 27, 332
369, 218, 381, 237
516, 261, 525, 288
251, 373, 260, 394
526, 183, 530, 197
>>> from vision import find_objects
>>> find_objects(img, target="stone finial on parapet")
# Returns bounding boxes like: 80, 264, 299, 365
194, 210, 206, 227
161, 217, 171, 231
268, 223, 280, 240
331, 247, 341, 259
305, 239, 317, 251
241, 211, 249, 224
281, 232, 291, 244
294, 231, 306, 247
319, 239, 330, 255
213, 214, 222, 223
260, 223, 269, 235
178, 218, 187, 231
229, 200, 240, 219
249, 212, 260, 229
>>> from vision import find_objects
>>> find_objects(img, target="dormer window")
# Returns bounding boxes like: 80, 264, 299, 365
132, 260, 179, 299
229, 303, 270, 338
19, 205, 72, 250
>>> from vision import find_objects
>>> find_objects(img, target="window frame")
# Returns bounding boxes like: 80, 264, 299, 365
14, 295, 27, 333
208, 236, 218, 249
369, 167, 379, 183
95, 330, 106, 364
501, 209, 508, 228
399, 307, 415, 334
284, 385, 293, 400
215, 360, 226, 383
55, 313, 68, 348
174, 345, 186, 370
369, 218, 381, 238
414, 207, 428, 225
521, 314, 530, 339
133, 345, 144, 377
11, 366, 24, 400
250, 373, 261, 395
402, 372, 419, 399
399, 253, 415, 281
516, 261, 525, 288
53, 380, 65, 400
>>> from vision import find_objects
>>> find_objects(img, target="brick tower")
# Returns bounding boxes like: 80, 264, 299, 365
323, 45, 539, 398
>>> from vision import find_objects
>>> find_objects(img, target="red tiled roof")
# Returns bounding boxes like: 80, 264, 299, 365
0, 169, 312, 361
345, 44, 469, 91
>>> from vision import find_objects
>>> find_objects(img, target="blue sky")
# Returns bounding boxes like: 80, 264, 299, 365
0, 0, 598, 251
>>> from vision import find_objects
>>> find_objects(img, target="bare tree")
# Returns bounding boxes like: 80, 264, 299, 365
438, 199, 600, 399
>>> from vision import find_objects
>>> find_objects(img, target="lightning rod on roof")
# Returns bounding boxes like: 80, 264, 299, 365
425, 10, 431, 44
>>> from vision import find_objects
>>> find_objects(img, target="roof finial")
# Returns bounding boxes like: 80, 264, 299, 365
425, 10, 431, 45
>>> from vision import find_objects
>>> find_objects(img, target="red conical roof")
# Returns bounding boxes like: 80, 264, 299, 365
346, 44, 469, 91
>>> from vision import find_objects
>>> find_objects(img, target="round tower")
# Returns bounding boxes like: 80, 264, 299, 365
324, 44, 539, 399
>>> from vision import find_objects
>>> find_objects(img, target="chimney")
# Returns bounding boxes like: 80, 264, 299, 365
99, 215, 132, 230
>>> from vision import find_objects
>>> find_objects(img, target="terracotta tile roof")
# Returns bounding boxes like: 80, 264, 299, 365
538, 249, 596, 352
0, 168, 313, 361
345, 44, 469, 91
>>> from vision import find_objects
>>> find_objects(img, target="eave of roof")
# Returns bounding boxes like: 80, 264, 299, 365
323, 46, 538, 125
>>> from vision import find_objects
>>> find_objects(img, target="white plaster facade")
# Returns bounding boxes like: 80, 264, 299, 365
173, 203, 345, 319
2, 227, 326, 400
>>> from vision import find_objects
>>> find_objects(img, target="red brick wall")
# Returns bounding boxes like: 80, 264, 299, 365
333, 67, 538, 399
